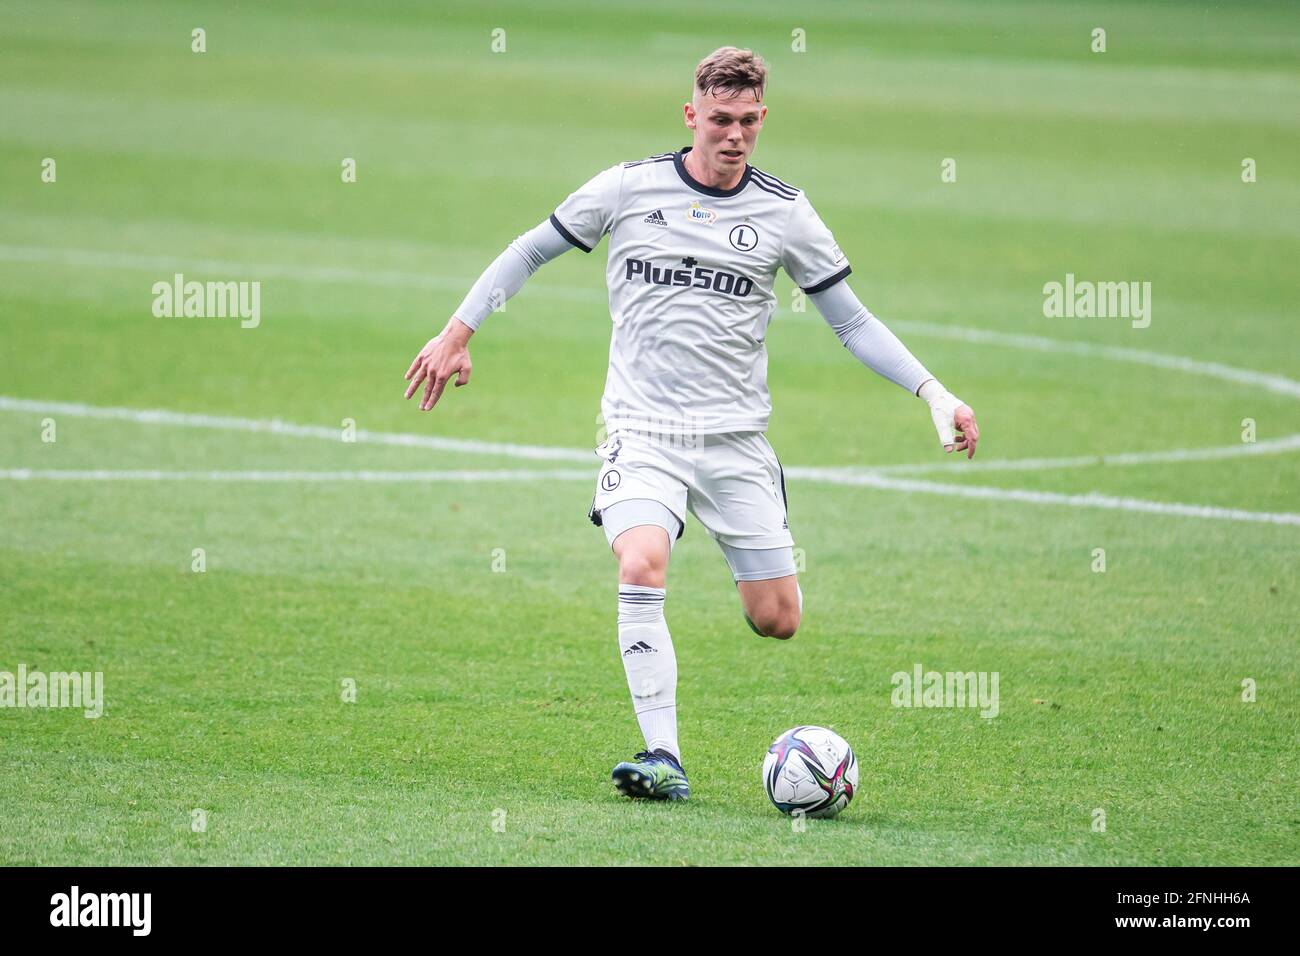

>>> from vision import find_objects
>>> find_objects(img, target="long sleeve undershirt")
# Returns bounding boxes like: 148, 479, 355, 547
809, 280, 932, 395
452, 221, 933, 399
452, 218, 573, 331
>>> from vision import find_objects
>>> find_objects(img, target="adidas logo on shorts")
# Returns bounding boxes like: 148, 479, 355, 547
643, 209, 667, 226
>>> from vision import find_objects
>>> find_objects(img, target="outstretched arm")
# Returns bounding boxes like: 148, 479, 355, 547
809, 280, 980, 458
403, 218, 574, 411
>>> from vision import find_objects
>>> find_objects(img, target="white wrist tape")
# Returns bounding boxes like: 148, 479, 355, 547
918, 379, 964, 448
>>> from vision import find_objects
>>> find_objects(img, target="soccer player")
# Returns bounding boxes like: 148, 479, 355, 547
404, 47, 980, 801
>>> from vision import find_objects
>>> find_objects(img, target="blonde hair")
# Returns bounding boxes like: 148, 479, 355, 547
694, 46, 767, 100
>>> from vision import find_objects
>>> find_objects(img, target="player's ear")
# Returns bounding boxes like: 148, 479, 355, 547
683, 101, 696, 129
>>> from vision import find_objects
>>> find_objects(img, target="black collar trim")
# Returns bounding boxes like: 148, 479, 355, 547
673, 146, 753, 198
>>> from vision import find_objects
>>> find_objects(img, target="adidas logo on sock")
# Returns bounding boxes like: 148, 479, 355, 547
643, 209, 667, 226
622, 640, 658, 656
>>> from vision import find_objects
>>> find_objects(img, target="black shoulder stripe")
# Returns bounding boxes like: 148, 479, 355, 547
752, 167, 798, 192
750, 168, 798, 196
751, 178, 798, 201
549, 213, 592, 253
623, 152, 676, 168
802, 265, 852, 294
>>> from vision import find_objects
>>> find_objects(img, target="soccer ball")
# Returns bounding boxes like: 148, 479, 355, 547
762, 725, 858, 818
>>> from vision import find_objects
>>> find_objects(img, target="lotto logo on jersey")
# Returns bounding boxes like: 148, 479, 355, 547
624, 257, 755, 298
685, 201, 716, 225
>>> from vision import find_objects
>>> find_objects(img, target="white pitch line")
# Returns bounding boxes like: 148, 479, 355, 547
888, 320, 1300, 402
0, 468, 591, 483
5, 466, 1298, 527
3, 242, 1300, 525
5, 243, 1299, 400
826, 433, 1300, 476
4, 396, 1299, 476
0, 244, 605, 303
786, 468, 1300, 526
0, 396, 595, 462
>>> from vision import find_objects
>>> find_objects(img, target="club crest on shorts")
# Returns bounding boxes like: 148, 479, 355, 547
601, 469, 621, 491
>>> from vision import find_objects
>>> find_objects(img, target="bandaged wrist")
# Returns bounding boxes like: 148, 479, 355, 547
918, 378, 961, 409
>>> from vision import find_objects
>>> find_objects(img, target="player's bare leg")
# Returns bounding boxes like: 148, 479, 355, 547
612, 524, 670, 588
715, 540, 801, 639
737, 573, 801, 640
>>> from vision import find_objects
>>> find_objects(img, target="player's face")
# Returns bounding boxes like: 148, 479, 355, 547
684, 87, 766, 178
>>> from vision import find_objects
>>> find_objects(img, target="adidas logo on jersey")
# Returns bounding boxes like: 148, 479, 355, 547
622, 641, 658, 656
643, 209, 667, 226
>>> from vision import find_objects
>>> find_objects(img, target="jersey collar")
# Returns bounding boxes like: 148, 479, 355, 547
674, 146, 753, 198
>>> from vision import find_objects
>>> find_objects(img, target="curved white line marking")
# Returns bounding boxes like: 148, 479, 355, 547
0, 244, 605, 303
4, 244, 1296, 398
786, 468, 1300, 527
827, 433, 1300, 476
0, 397, 594, 462
0, 468, 592, 483
3, 395, 1297, 476
5, 467, 1297, 526
3, 244, 1299, 524
888, 320, 1300, 401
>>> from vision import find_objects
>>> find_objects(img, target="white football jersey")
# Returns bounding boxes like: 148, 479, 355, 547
550, 146, 850, 436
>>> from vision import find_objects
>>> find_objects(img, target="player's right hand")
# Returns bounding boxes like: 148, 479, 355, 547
404, 320, 473, 411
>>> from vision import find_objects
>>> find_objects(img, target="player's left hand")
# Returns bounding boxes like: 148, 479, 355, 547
920, 380, 979, 459
948, 404, 979, 459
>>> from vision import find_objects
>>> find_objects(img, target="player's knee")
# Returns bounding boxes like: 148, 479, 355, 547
618, 550, 666, 588
751, 607, 800, 640
769, 611, 800, 640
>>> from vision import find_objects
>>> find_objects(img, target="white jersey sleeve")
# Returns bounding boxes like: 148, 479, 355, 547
550, 164, 624, 253
780, 192, 852, 293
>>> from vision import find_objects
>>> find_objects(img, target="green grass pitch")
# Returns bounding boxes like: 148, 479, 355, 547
1, 0, 1297, 865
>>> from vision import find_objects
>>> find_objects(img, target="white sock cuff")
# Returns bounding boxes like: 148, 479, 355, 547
618, 584, 666, 624
618, 583, 665, 598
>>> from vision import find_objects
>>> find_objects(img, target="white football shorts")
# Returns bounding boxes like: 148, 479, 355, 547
587, 428, 796, 557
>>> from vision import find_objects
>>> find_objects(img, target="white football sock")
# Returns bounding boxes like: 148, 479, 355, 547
617, 584, 679, 762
